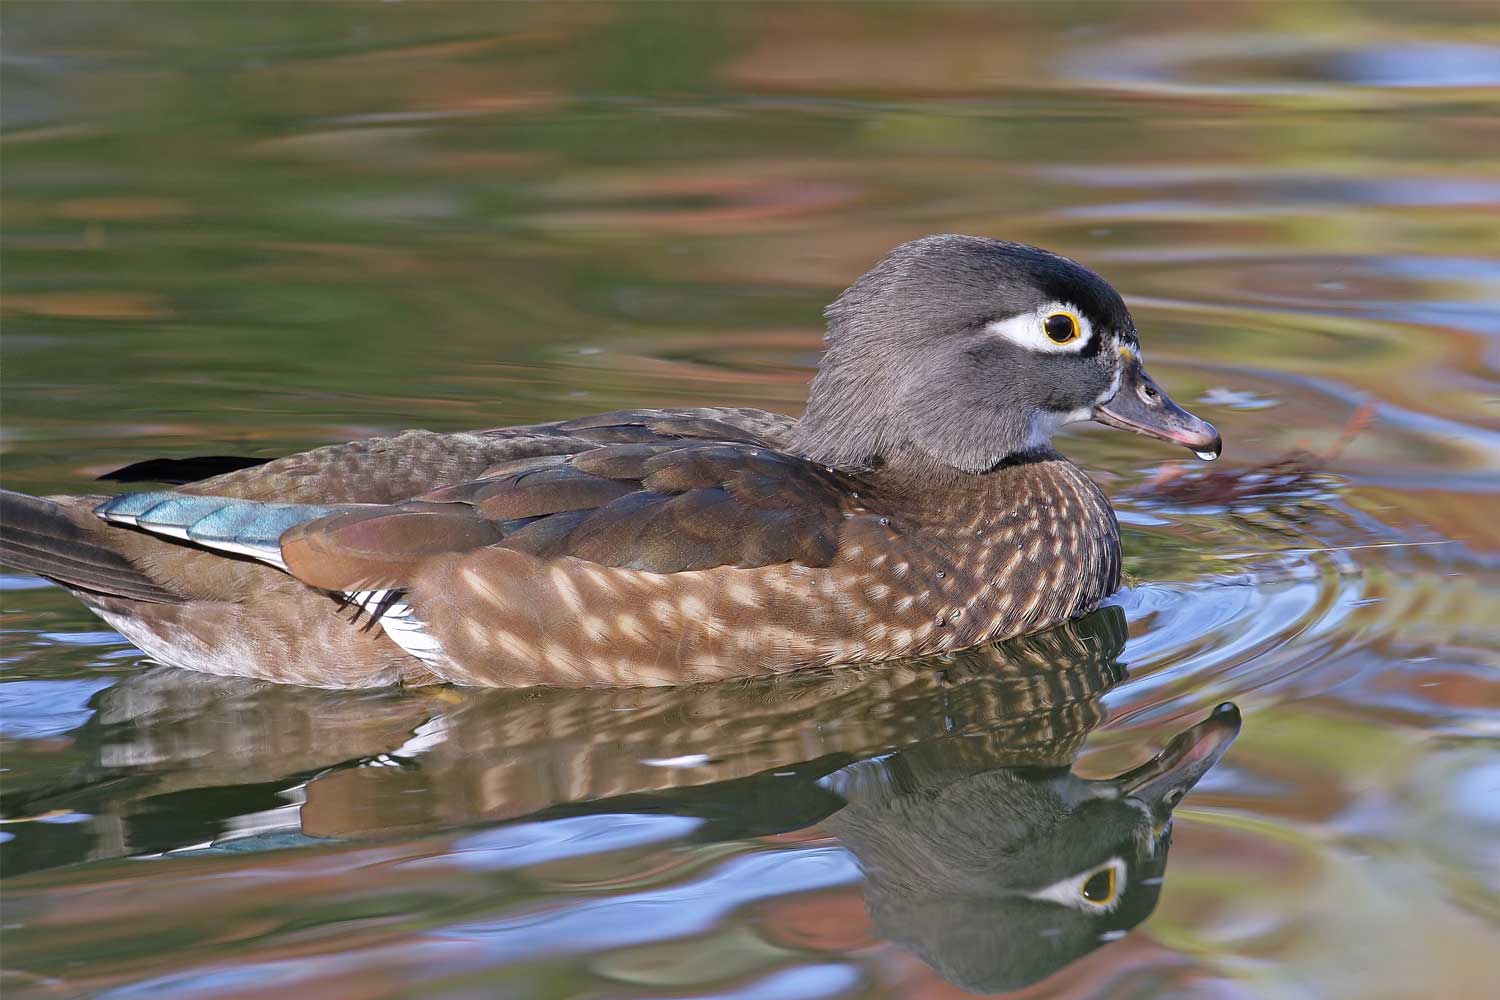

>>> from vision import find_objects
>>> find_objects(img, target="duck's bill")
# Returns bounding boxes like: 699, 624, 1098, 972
1093, 356, 1222, 461
1110, 702, 1241, 819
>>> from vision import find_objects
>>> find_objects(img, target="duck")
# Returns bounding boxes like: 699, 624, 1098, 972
0, 235, 1221, 688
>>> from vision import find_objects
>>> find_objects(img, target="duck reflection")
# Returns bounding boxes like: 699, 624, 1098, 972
29, 606, 1132, 843
5, 606, 1239, 995
821, 701, 1239, 993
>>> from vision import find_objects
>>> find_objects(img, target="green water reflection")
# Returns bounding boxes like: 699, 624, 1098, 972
2, 2, 1498, 998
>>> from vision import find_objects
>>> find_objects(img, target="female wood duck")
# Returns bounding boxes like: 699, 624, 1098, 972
0, 236, 1221, 688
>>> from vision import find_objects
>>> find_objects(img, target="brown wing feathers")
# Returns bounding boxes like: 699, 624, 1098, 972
15, 408, 833, 602
424, 466, 640, 521
278, 503, 507, 591
279, 424, 849, 593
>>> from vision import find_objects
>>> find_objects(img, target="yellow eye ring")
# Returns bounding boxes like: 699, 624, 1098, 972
1080, 865, 1117, 905
1044, 311, 1081, 344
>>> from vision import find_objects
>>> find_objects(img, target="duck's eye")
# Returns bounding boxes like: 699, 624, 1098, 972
1027, 856, 1125, 911
1081, 866, 1117, 905
1044, 312, 1081, 344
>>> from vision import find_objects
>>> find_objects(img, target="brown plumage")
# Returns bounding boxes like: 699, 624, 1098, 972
0, 236, 1221, 688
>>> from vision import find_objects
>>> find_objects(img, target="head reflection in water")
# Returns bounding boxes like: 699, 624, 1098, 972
821, 702, 1241, 994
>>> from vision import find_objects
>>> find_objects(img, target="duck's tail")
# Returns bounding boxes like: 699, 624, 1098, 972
0, 489, 181, 603
98, 454, 271, 485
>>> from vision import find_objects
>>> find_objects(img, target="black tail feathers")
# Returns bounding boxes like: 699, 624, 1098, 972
99, 455, 270, 485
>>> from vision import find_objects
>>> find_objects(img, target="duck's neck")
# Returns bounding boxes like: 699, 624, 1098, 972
792, 360, 1050, 474
857, 447, 1069, 523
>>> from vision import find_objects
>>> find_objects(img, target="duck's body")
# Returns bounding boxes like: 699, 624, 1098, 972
1, 236, 1218, 688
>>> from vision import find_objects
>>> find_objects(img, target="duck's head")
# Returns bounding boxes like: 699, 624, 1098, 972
794, 235, 1222, 473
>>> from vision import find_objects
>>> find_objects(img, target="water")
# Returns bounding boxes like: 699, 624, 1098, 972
2, 3, 1497, 997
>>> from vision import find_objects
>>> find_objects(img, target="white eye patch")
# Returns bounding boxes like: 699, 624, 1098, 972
1027, 856, 1127, 913
984, 301, 1094, 354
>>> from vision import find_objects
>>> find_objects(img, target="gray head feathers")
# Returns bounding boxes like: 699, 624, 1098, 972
792, 235, 1134, 473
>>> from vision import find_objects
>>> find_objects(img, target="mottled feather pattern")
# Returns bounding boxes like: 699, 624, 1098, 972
24, 407, 1119, 688
389, 448, 1117, 686
273, 410, 854, 594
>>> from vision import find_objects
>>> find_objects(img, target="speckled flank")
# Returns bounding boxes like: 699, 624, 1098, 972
410, 457, 1119, 687
79, 579, 416, 688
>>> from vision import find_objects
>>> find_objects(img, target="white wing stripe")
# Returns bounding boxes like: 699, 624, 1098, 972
345, 590, 449, 668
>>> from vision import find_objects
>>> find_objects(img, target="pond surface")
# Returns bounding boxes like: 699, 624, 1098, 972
2, 3, 1498, 998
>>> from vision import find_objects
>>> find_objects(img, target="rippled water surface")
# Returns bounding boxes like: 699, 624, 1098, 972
3, 4, 1498, 998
